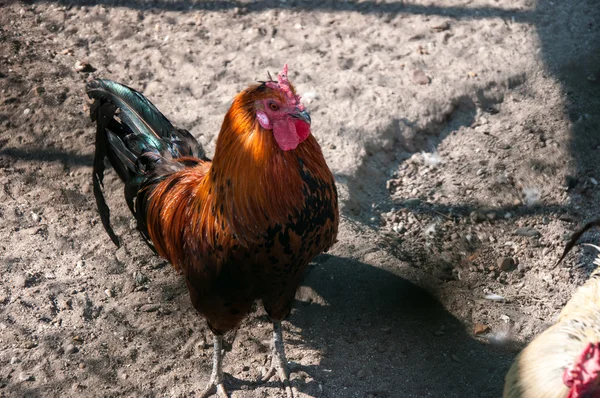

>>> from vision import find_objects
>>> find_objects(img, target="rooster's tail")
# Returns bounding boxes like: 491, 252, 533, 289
86, 79, 205, 246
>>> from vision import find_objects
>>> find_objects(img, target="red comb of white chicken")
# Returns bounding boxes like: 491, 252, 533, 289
564, 342, 600, 398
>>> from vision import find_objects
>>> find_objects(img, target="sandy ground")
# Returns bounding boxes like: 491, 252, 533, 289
1, 0, 600, 397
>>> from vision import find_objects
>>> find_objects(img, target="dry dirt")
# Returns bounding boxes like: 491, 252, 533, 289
1, 0, 600, 397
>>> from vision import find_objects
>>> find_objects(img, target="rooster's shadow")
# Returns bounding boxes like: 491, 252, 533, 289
280, 253, 516, 398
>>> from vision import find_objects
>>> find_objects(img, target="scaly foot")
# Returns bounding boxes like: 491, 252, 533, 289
200, 333, 229, 398
258, 322, 294, 398
199, 379, 228, 398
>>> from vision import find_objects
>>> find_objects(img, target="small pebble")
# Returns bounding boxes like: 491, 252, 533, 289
19, 372, 34, 382
431, 21, 450, 32
403, 198, 421, 206
485, 293, 506, 301
412, 69, 430, 85
497, 257, 515, 272
474, 323, 490, 335
32, 86, 45, 96
65, 344, 78, 355
74, 60, 95, 72
23, 341, 37, 349
470, 211, 487, 223
139, 304, 160, 312
134, 272, 148, 285
392, 223, 406, 234
515, 227, 540, 237
159, 307, 172, 315
23, 108, 31, 115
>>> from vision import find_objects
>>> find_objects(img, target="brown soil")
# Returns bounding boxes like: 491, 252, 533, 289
1, 0, 600, 397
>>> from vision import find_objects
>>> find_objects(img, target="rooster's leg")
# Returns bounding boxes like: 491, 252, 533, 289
200, 333, 228, 398
260, 321, 295, 398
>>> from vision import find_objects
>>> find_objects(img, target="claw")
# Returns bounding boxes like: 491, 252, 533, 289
200, 333, 229, 398
257, 322, 295, 398
259, 357, 294, 398
199, 381, 228, 398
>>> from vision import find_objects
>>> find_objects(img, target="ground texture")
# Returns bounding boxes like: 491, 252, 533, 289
1, 0, 600, 397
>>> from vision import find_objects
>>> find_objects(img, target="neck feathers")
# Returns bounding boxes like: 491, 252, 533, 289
200, 94, 331, 246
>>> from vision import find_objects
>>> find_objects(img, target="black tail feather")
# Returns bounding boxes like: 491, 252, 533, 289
106, 130, 137, 173
556, 219, 600, 266
87, 79, 206, 248
92, 102, 121, 247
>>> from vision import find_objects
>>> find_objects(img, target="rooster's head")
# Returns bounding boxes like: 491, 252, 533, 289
253, 64, 311, 151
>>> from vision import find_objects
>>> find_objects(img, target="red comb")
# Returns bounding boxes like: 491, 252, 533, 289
267, 64, 304, 110
564, 342, 600, 398
277, 64, 290, 90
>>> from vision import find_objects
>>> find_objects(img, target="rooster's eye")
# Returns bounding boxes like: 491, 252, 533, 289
269, 102, 279, 111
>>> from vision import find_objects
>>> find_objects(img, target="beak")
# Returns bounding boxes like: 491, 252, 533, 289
291, 109, 311, 125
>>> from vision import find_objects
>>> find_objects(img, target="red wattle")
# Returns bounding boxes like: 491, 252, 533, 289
294, 119, 311, 141
273, 119, 299, 151
272, 118, 312, 151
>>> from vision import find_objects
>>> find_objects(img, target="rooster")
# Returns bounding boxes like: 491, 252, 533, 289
503, 220, 600, 398
86, 65, 339, 397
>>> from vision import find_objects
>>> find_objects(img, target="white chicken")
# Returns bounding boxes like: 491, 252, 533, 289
504, 220, 600, 398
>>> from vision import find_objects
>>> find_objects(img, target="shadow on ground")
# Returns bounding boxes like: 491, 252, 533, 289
21, 0, 535, 21
287, 253, 514, 398
536, 0, 600, 202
